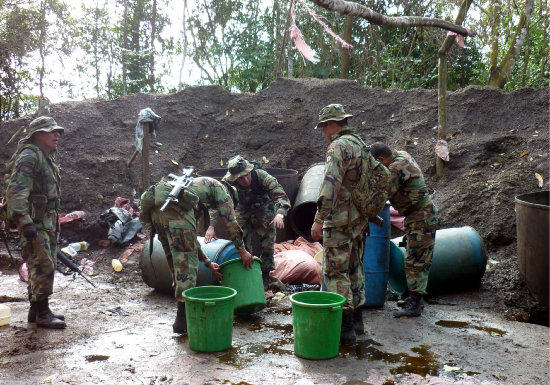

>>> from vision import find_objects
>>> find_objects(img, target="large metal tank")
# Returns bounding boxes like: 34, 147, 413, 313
289, 163, 325, 241
196, 168, 299, 248
515, 191, 549, 307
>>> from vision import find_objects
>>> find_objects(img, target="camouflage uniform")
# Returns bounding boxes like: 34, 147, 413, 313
140, 176, 244, 302
213, 156, 290, 273
386, 150, 439, 295
314, 125, 368, 312
6, 118, 63, 302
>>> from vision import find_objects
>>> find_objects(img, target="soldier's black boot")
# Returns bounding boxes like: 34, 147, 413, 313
172, 302, 187, 334
340, 310, 357, 345
353, 308, 365, 335
28, 295, 64, 325
393, 292, 424, 318
262, 271, 271, 291
396, 290, 410, 308
36, 296, 66, 329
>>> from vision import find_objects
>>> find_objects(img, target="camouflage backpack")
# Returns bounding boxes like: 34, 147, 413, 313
344, 134, 391, 219
1, 144, 46, 225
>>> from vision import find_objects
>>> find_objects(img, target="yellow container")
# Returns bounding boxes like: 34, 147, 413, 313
0, 304, 11, 327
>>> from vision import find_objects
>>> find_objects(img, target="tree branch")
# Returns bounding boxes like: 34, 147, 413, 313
308, 0, 476, 36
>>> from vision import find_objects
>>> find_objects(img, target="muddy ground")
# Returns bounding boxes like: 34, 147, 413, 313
0, 79, 549, 384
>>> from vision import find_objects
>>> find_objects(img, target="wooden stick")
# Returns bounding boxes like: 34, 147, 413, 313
141, 122, 151, 192
127, 149, 139, 168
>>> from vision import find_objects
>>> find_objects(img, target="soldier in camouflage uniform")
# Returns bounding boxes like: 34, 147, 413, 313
5, 117, 66, 329
140, 176, 253, 334
370, 142, 439, 317
205, 155, 291, 287
310, 104, 369, 345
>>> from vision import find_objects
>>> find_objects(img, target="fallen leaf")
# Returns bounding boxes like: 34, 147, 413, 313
362, 121, 366, 125
171, 159, 179, 166
98, 193, 104, 199
535, 173, 544, 187
232, 108, 236, 112
42, 375, 58, 384
0, 360, 9, 365
262, 156, 269, 163
220, 159, 224, 166
204, 134, 208, 138
225, 110, 228, 115
488, 258, 500, 265
520, 151, 529, 157
443, 365, 461, 372
155, 142, 163, 146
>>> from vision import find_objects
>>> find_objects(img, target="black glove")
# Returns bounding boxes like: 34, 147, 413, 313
22, 224, 37, 239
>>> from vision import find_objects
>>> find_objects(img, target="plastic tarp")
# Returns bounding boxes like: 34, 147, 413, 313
271, 237, 323, 285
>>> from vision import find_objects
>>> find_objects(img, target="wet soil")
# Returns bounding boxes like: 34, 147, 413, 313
0, 79, 549, 384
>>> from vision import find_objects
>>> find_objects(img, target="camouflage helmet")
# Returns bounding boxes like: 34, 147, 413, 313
23, 116, 64, 141
224, 155, 254, 182
315, 104, 353, 129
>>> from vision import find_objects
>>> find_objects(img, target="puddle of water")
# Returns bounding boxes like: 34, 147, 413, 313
340, 340, 478, 379
85, 354, 109, 362
435, 320, 506, 336
217, 336, 294, 368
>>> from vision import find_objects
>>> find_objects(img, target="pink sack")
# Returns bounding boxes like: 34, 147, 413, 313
271, 249, 322, 285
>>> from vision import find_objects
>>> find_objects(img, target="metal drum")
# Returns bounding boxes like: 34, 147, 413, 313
289, 163, 325, 240
515, 191, 549, 307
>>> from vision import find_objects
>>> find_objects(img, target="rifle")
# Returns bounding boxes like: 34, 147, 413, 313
56, 249, 97, 288
160, 167, 195, 211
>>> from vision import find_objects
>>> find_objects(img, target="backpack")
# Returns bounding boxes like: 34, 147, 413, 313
344, 134, 391, 219
1, 144, 46, 226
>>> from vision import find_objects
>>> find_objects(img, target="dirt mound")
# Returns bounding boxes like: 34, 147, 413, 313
1, 78, 548, 322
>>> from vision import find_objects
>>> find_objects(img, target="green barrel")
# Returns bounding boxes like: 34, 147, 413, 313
388, 226, 487, 295
219, 257, 266, 315
182, 286, 237, 352
290, 291, 346, 360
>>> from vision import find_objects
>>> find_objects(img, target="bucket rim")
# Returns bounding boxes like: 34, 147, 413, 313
515, 191, 550, 209
219, 256, 261, 268
290, 291, 346, 307
182, 286, 237, 301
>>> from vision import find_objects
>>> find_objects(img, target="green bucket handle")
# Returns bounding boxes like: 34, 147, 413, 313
330, 305, 341, 312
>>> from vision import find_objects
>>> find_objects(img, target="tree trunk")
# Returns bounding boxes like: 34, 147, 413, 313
39, 0, 47, 99
522, 27, 530, 87
276, 0, 293, 78
149, 0, 157, 92
436, 0, 473, 177
122, 0, 129, 95
308, 0, 475, 36
178, 0, 188, 89
94, 0, 100, 97
340, 15, 353, 78
287, 33, 294, 78
488, 0, 535, 88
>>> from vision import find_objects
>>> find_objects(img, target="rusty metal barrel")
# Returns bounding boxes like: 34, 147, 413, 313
196, 168, 299, 246
515, 191, 549, 307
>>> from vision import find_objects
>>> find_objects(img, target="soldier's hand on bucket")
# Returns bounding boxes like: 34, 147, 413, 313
238, 248, 254, 270
209, 263, 223, 280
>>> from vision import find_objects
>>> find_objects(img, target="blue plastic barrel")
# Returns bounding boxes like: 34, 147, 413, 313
140, 236, 240, 292
388, 226, 487, 295
363, 204, 391, 307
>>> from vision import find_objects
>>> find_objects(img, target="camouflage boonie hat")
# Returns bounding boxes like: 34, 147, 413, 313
23, 116, 64, 140
224, 155, 254, 182
315, 104, 353, 129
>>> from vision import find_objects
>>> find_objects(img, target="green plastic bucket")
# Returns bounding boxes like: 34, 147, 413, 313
290, 291, 346, 360
182, 286, 237, 352
219, 257, 266, 315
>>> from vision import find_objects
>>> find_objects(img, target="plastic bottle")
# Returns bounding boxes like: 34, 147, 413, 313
68, 241, 90, 251
0, 304, 11, 327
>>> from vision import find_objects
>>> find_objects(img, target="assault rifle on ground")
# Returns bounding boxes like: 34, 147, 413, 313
56, 249, 97, 288
160, 167, 195, 211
